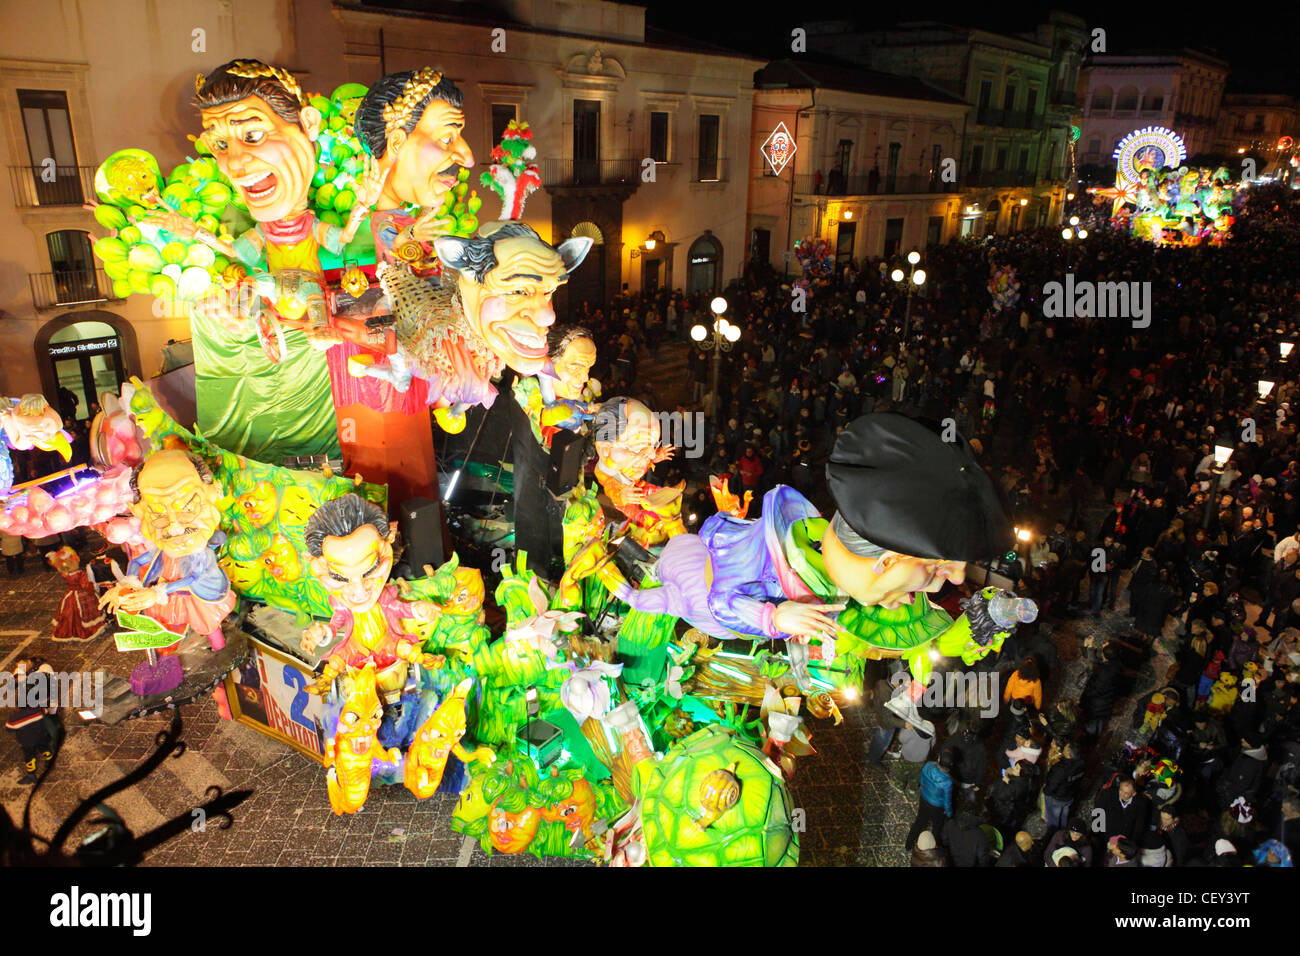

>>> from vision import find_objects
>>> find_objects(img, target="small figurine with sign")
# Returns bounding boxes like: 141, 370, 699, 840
99, 450, 235, 648
298, 494, 444, 699
98, 450, 236, 695
46, 546, 106, 643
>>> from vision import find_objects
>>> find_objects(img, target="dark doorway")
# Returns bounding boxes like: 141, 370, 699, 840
687, 233, 721, 294
46, 323, 125, 421
751, 228, 771, 268
884, 218, 904, 258
835, 221, 857, 270
641, 257, 662, 293
573, 100, 601, 184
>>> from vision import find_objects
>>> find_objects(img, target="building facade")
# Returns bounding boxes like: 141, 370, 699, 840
805, 14, 1084, 236
333, 0, 762, 305
0, 0, 763, 402
1215, 94, 1299, 176
0, 0, 354, 402
1077, 50, 1229, 169
748, 61, 967, 271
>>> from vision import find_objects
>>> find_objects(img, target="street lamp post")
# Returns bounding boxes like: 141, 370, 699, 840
1061, 216, 1086, 270
891, 250, 927, 340
692, 296, 740, 425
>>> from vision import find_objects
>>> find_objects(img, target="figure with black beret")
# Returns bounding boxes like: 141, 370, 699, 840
580, 413, 1015, 691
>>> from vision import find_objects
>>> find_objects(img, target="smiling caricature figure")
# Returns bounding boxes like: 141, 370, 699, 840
352, 222, 591, 433
585, 414, 1012, 688
354, 68, 474, 275
99, 450, 236, 651
146, 61, 380, 462
298, 494, 443, 700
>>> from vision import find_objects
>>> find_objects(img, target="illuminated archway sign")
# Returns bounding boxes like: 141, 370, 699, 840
761, 122, 797, 175
1113, 126, 1187, 185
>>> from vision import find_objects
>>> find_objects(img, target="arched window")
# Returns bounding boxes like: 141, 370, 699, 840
1142, 87, 1165, 112
1091, 86, 1113, 112
1116, 86, 1139, 111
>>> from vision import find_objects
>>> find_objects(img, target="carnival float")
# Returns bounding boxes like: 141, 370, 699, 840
0, 58, 1034, 866
1089, 126, 1239, 245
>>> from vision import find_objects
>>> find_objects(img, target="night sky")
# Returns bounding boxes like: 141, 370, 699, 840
639, 0, 1300, 96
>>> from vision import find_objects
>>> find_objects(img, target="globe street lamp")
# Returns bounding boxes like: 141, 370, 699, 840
1061, 217, 1086, 268
692, 296, 740, 425
893, 251, 927, 339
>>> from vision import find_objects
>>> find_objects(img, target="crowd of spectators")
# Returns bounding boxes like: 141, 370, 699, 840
591, 181, 1300, 866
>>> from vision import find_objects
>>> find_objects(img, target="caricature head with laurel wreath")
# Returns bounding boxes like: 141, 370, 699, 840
355, 68, 473, 210
194, 59, 322, 223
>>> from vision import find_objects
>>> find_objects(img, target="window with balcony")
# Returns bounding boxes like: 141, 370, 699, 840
1003, 84, 1017, 112
573, 99, 601, 183
1026, 88, 1037, 119
649, 110, 669, 163
886, 141, 901, 192
970, 145, 984, 174
42, 229, 101, 307
17, 89, 83, 205
1091, 87, 1113, 112
978, 80, 992, 112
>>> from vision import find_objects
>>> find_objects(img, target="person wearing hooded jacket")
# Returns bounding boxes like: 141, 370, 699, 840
1216, 731, 1269, 808
943, 811, 992, 867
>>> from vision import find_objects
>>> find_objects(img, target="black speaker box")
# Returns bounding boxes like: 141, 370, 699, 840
399, 496, 445, 573
547, 429, 586, 495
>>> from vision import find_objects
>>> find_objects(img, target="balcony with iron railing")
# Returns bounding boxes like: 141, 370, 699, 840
9, 165, 97, 208
976, 108, 1046, 130
963, 169, 1039, 188
29, 269, 120, 310
793, 172, 958, 196
542, 157, 640, 187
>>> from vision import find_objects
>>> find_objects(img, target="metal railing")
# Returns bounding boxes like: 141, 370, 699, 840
963, 169, 1038, 188
9, 165, 96, 207
542, 157, 640, 186
692, 156, 729, 183
29, 269, 117, 310
976, 108, 1045, 130
794, 172, 958, 196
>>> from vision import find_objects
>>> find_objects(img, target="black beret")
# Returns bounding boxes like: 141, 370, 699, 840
826, 412, 1013, 562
